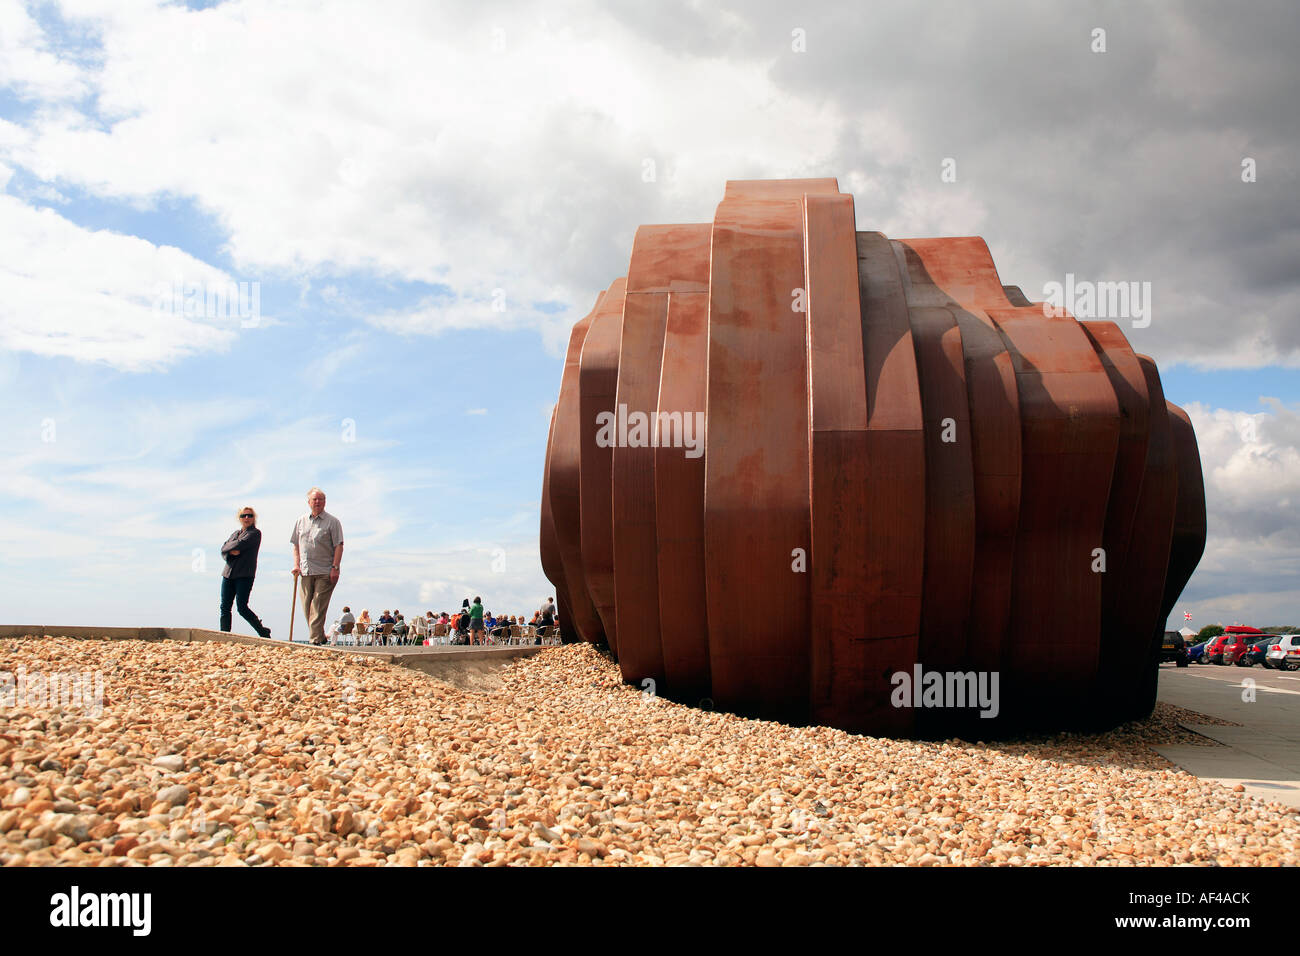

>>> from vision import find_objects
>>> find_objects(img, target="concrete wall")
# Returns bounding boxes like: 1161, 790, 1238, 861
0, 625, 275, 646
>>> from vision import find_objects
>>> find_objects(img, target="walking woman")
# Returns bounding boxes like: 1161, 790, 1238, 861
220, 506, 272, 637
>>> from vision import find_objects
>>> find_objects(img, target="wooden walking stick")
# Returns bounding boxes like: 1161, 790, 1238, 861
289, 572, 298, 643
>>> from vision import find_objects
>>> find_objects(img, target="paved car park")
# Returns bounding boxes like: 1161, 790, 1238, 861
1155, 662, 1300, 808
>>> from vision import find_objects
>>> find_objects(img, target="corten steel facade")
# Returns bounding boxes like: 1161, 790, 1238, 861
540, 178, 1205, 736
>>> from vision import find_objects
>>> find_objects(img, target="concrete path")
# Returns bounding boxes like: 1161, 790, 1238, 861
0, 624, 550, 687
1155, 664, 1300, 809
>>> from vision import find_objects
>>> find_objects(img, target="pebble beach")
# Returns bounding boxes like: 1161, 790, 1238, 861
1, 636, 1297, 866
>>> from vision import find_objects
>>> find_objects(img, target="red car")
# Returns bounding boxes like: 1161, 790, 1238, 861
1221, 633, 1253, 665
1207, 626, 1264, 665
1200, 634, 1232, 664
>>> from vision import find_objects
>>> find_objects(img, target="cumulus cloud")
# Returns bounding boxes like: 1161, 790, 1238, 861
1178, 399, 1300, 625
0, 0, 89, 102
0, 195, 246, 370
1187, 399, 1300, 542
1, 0, 846, 366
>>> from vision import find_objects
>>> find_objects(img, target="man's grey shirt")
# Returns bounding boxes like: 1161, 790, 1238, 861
290, 510, 344, 575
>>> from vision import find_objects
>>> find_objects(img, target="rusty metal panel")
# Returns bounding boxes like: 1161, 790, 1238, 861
578, 281, 628, 653
704, 194, 812, 721
547, 292, 609, 645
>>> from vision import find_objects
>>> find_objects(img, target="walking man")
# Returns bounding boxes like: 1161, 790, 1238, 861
290, 487, 344, 645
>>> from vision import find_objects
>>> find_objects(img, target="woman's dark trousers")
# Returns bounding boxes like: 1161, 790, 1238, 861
220, 575, 268, 635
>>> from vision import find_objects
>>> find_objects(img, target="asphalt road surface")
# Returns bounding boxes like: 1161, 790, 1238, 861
1156, 660, 1300, 809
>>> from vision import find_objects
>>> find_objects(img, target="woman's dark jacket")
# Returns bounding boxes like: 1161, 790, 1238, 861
221, 527, 262, 579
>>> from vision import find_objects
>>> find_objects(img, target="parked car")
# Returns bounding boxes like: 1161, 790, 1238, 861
1211, 626, 1265, 665
1201, 634, 1232, 664
1160, 631, 1190, 666
1265, 633, 1300, 671
1240, 633, 1283, 666
1221, 633, 1253, 665
1186, 640, 1209, 664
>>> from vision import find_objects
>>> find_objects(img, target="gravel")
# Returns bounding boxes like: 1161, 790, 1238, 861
1, 636, 1296, 866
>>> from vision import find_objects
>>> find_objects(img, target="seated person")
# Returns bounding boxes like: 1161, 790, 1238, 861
392, 614, 409, 642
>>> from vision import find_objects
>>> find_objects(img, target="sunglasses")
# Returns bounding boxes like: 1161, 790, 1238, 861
240, 514, 255, 519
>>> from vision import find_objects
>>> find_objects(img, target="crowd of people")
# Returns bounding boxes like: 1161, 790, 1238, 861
327, 596, 559, 646
218, 486, 561, 649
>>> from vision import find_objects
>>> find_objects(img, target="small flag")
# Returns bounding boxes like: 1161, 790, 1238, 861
1184, 611, 1193, 621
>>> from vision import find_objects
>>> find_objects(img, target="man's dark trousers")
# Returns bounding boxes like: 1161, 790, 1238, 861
220, 575, 267, 634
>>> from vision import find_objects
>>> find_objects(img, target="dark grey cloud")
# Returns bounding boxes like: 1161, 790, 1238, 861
602, 0, 1300, 368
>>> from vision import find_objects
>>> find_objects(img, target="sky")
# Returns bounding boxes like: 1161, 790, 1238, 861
0, 0, 1297, 640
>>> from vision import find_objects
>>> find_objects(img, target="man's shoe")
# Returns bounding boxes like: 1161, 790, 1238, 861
259, 628, 272, 639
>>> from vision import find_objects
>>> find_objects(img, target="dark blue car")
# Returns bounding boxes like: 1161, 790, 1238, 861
1241, 634, 1283, 666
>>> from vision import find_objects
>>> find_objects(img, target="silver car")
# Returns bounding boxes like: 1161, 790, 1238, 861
1264, 633, 1300, 671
